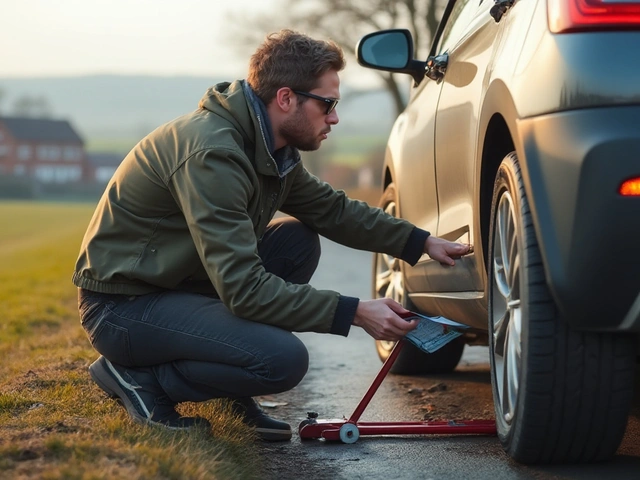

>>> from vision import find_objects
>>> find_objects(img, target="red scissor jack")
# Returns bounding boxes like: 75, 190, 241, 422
298, 339, 497, 443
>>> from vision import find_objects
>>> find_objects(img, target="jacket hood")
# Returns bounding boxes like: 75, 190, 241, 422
198, 80, 255, 146
198, 80, 300, 178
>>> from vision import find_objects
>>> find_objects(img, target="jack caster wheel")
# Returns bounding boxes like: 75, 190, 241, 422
299, 419, 314, 429
339, 423, 360, 444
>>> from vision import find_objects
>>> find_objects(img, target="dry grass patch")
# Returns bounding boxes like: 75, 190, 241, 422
0, 201, 263, 479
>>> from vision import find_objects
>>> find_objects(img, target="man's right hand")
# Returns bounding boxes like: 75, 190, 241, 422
352, 298, 418, 341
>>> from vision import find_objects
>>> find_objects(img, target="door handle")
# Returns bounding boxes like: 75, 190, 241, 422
490, 0, 515, 22
425, 53, 448, 83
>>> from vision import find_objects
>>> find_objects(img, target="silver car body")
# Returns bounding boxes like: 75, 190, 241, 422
385, 0, 640, 332
358, 0, 640, 464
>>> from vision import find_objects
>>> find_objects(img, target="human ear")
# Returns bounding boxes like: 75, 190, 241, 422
274, 87, 294, 113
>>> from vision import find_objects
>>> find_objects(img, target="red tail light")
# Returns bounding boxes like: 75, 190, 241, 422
620, 177, 640, 196
549, 0, 640, 33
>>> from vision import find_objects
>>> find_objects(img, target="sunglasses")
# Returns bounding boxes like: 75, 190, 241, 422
293, 90, 339, 115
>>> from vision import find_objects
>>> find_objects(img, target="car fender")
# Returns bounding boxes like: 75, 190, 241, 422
381, 110, 411, 213
475, 80, 528, 279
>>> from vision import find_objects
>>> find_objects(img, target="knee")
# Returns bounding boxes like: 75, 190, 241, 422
265, 218, 321, 284
286, 218, 320, 262
298, 223, 321, 269
268, 335, 309, 392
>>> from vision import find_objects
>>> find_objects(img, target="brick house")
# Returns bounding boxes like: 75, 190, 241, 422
87, 152, 123, 185
0, 116, 87, 183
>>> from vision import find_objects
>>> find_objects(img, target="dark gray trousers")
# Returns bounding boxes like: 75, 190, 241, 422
78, 217, 319, 403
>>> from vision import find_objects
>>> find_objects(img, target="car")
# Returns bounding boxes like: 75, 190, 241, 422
356, 0, 640, 465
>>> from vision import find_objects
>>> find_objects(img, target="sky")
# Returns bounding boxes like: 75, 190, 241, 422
0, 0, 275, 79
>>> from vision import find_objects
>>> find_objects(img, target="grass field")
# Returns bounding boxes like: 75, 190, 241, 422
0, 202, 261, 479
331, 135, 387, 167
85, 138, 138, 156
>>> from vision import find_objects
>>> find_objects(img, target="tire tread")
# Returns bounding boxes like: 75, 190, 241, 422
490, 153, 636, 464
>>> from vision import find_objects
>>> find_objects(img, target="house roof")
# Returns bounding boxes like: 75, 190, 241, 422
0, 116, 84, 143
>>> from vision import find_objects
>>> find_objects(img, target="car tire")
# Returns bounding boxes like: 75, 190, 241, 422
373, 182, 465, 374
488, 153, 637, 464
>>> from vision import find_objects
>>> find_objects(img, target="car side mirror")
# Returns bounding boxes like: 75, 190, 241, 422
356, 29, 427, 84
357, 30, 412, 69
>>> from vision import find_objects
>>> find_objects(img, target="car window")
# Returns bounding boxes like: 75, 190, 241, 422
436, 0, 479, 54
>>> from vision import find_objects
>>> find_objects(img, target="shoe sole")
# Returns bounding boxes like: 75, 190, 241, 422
254, 425, 292, 441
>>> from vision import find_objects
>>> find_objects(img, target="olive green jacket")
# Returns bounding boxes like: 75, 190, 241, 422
73, 81, 428, 335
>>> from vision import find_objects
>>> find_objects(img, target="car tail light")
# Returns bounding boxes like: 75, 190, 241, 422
548, 0, 640, 33
619, 177, 640, 196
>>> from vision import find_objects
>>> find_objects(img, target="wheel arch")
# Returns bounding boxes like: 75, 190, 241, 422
479, 114, 515, 274
382, 144, 396, 194
477, 80, 522, 278
383, 162, 393, 190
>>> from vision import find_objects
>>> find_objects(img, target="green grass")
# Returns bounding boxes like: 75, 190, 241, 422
331, 135, 387, 167
85, 138, 138, 155
0, 201, 261, 479
333, 134, 387, 153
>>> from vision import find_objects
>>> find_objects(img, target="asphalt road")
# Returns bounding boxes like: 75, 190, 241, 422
256, 238, 640, 480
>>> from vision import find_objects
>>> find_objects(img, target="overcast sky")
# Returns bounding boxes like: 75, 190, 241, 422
0, 0, 275, 78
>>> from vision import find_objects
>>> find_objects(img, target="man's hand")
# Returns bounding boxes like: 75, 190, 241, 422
352, 298, 418, 341
424, 236, 472, 266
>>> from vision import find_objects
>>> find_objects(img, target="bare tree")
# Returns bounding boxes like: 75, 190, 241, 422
227, 0, 445, 115
12, 95, 52, 118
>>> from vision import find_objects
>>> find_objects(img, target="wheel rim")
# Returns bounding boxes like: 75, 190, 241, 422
374, 198, 404, 353
491, 190, 522, 424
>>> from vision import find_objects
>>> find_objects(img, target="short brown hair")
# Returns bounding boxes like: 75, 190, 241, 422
248, 29, 345, 104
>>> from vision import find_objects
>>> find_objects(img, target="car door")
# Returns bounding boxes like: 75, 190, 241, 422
404, 0, 490, 302
398, 33, 451, 296
394, 74, 442, 262
431, 0, 499, 292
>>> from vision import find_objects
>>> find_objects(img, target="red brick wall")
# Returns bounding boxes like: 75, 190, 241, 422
0, 124, 18, 175
0, 129, 87, 183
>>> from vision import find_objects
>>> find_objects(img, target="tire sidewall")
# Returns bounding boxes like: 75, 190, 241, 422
372, 183, 401, 300
487, 153, 530, 448
373, 182, 406, 367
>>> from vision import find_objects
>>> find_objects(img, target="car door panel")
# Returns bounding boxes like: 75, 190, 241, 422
395, 79, 444, 295
431, 2, 499, 296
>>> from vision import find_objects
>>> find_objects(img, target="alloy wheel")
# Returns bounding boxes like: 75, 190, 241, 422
491, 190, 522, 424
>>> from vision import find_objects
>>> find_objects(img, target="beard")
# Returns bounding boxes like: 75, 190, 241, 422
279, 108, 324, 151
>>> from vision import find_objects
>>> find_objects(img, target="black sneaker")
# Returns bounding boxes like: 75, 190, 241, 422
89, 356, 210, 431
232, 397, 292, 441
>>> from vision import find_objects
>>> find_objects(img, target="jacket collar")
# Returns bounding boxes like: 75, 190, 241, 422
199, 80, 301, 177
242, 82, 301, 178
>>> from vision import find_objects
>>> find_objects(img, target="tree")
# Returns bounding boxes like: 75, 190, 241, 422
228, 0, 446, 115
12, 95, 52, 118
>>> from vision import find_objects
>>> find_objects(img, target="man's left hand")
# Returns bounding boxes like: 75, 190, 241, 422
424, 236, 472, 266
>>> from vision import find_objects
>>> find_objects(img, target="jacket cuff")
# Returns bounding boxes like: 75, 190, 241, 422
401, 227, 430, 266
330, 295, 359, 337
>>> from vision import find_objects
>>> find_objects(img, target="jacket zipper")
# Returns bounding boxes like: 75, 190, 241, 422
255, 112, 289, 223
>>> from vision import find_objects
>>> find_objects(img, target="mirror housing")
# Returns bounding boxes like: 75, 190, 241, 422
356, 29, 427, 84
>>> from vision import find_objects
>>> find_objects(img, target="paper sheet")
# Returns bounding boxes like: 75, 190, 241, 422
402, 312, 468, 353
